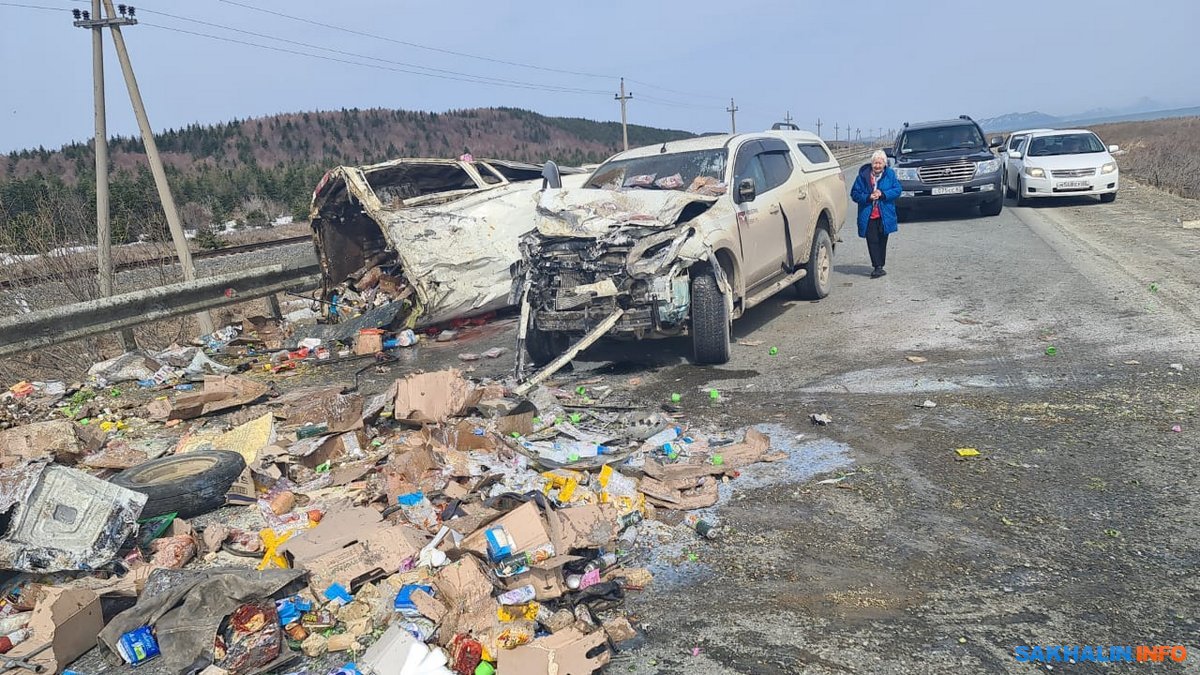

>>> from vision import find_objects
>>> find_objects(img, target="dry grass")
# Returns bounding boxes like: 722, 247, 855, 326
1091, 117, 1200, 199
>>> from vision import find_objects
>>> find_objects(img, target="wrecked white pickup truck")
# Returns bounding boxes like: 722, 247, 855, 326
516, 130, 846, 365
310, 157, 586, 329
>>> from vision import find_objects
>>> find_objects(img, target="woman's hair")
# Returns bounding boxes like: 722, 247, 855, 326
871, 149, 888, 163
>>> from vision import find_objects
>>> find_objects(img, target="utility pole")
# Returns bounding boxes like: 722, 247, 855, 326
726, 98, 738, 134
816, 118, 822, 138
783, 111, 794, 127
73, 2, 137, 349
615, 78, 632, 152
844, 123, 849, 145
856, 128, 861, 142
100, 0, 213, 334
834, 123, 840, 144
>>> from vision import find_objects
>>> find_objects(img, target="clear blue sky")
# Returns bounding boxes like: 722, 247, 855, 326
1, 0, 1197, 153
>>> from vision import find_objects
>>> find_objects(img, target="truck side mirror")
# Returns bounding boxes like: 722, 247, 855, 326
737, 178, 757, 203
989, 136, 1004, 148
883, 148, 895, 159
542, 161, 562, 189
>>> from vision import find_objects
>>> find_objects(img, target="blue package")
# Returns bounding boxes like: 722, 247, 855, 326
276, 595, 313, 626
117, 626, 161, 666
323, 583, 353, 606
393, 584, 435, 616
484, 526, 514, 561
397, 491, 425, 506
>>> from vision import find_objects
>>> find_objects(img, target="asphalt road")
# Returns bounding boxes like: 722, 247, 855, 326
343, 169, 1199, 673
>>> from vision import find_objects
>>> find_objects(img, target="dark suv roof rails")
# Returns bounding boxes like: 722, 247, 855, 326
959, 115, 972, 121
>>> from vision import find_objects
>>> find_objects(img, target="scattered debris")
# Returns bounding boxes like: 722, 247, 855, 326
955, 448, 980, 458
916, 400, 937, 409
905, 356, 928, 364
736, 339, 764, 347
1169, 363, 1184, 371
810, 413, 833, 426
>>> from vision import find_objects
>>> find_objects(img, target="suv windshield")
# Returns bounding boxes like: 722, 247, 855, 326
1027, 133, 1105, 157
899, 125, 985, 154
585, 148, 728, 193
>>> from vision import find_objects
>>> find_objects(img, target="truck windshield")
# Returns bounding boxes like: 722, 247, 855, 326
1027, 133, 1105, 157
899, 125, 985, 153
585, 149, 728, 193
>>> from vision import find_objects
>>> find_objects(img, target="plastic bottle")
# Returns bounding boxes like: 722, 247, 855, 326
565, 552, 618, 590
684, 513, 721, 539
496, 584, 536, 606
643, 426, 681, 449
617, 526, 639, 550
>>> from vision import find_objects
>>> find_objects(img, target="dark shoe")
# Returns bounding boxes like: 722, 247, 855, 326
877, 267, 887, 277
870, 267, 883, 278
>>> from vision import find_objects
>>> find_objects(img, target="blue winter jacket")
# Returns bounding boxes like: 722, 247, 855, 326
850, 164, 901, 237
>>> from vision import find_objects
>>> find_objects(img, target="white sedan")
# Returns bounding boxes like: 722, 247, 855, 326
1005, 129, 1120, 205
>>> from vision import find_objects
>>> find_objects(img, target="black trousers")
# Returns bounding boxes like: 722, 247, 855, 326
866, 217, 888, 268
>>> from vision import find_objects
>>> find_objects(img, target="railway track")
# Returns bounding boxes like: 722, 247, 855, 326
0, 233, 313, 290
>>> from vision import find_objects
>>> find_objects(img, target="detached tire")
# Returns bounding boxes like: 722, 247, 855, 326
795, 229, 833, 300
690, 272, 730, 365
112, 449, 246, 519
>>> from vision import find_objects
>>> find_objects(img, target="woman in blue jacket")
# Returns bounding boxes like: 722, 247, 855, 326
850, 150, 902, 278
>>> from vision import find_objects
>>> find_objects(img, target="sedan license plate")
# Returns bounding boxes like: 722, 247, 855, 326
931, 186, 963, 195
1058, 180, 1089, 188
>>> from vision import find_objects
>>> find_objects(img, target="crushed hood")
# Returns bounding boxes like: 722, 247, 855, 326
535, 189, 718, 239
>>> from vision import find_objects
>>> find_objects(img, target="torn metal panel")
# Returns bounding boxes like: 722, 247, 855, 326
0, 464, 147, 572
533, 189, 718, 239
311, 157, 588, 329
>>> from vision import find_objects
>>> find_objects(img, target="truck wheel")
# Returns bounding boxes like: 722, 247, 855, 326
795, 229, 832, 300
980, 198, 1003, 216
111, 449, 246, 519
525, 325, 566, 367
1016, 178, 1030, 207
1100, 192, 1116, 203
690, 273, 730, 365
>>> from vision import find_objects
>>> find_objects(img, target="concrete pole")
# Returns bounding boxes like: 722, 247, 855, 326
726, 98, 738, 134
101, 0, 213, 334
91, 0, 136, 349
615, 78, 632, 152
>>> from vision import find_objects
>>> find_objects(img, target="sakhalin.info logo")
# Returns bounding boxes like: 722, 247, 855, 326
1014, 645, 1187, 663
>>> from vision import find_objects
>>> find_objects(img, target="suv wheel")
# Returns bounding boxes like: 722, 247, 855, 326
980, 198, 1003, 217
795, 229, 833, 300
525, 325, 567, 367
690, 272, 730, 365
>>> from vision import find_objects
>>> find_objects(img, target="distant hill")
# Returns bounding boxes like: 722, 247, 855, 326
979, 105, 1200, 132
0, 107, 696, 250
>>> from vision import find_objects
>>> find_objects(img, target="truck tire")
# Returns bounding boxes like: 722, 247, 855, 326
525, 325, 566, 367
111, 449, 246, 519
980, 198, 1003, 216
690, 272, 730, 365
795, 228, 833, 300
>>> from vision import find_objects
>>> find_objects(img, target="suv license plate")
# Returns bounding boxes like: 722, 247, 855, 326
1059, 180, 1089, 188
931, 186, 963, 195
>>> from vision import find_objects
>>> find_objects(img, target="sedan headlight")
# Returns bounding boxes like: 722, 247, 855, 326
1101, 162, 1117, 174
1024, 166, 1045, 178
894, 168, 919, 181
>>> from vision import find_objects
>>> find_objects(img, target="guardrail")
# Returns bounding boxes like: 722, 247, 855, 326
0, 234, 313, 290
0, 261, 320, 358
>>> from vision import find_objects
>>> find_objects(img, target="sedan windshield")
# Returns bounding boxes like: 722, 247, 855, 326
899, 125, 985, 153
1027, 133, 1105, 157
585, 149, 728, 193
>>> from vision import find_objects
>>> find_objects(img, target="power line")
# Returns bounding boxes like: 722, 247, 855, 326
139, 21, 615, 96
218, 0, 613, 81
137, 6, 609, 95
0, 1, 71, 11
217, 0, 722, 105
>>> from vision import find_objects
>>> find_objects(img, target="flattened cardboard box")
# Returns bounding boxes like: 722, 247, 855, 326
557, 503, 619, 550
279, 506, 383, 564
497, 626, 611, 675
305, 525, 427, 593
0, 419, 105, 468
6, 587, 103, 674
393, 369, 480, 423
460, 501, 550, 558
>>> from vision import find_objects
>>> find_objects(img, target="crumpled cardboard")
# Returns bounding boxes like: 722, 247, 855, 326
639, 475, 720, 509
393, 370, 480, 423
0, 419, 105, 468
557, 503, 619, 550
279, 506, 384, 564
290, 430, 366, 470
642, 428, 773, 481
5, 587, 103, 674
497, 626, 611, 674
460, 502, 551, 558
243, 316, 286, 350
275, 387, 364, 434
148, 374, 269, 421
305, 524, 427, 593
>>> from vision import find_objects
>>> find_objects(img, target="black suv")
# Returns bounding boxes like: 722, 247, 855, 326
886, 115, 1006, 217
